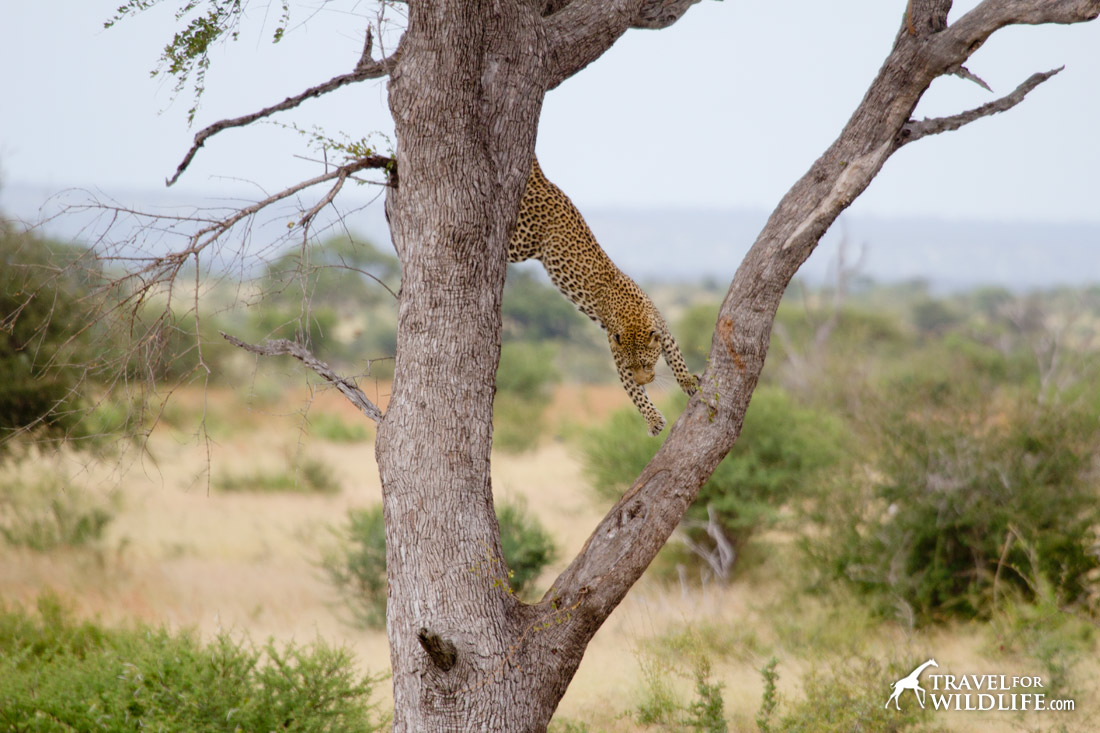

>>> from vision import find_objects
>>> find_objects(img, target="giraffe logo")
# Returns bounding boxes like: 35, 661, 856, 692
885, 658, 939, 710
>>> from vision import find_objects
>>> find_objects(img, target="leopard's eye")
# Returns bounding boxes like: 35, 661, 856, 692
613, 334, 621, 345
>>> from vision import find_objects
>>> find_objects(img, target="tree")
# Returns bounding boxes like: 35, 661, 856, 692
26, 0, 1100, 729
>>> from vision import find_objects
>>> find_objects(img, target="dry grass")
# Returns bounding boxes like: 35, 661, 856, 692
1, 383, 1096, 731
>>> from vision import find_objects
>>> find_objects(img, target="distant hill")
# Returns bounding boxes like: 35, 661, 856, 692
4, 183, 1097, 291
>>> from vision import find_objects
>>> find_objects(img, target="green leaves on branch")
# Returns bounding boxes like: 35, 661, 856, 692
106, 1, 292, 124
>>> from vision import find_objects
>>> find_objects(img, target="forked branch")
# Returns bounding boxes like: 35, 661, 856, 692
899, 67, 1063, 145
166, 28, 402, 186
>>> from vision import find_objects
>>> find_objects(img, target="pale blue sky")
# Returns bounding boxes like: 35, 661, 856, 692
2, 1, 1098, 224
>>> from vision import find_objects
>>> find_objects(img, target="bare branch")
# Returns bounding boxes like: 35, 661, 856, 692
112, 155, 393, 293
166, 30, 402, 186
297, 169, 349, 229
899, 67, 1062, 146
221, 332, 384, 423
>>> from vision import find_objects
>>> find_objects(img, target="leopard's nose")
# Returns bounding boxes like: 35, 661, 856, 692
632, 368, 655, 386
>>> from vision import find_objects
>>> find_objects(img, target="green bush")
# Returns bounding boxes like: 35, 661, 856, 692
0, 225, 102, 456
496, 499, 558, 595
582, 386, 846, 578
808, 374, 1100, 624
324, 500, 557, 629
323, 505, 389, 629
988, 571, 1096, 702
494, 341, 560, 453
0, 476, 115, 551
0, 594, 388, 732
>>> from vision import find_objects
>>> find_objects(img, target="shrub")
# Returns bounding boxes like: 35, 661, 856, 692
0, 593, 389, 732
494, 341, 560, 453
324, 505, 389, 629
323, 500, 557, 629
808, 374, 1100, 625
582, 386, 846, 579
0, 225, 101, 457
632, 640, 729, 731
496, 499, 558, 594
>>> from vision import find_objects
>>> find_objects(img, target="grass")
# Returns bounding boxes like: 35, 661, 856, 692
214, 455, 340, 494
0, 475, 116, 552
2, 384, 1098, 732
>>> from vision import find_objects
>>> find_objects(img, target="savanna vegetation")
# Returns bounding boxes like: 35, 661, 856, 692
2, 217, 1098, 729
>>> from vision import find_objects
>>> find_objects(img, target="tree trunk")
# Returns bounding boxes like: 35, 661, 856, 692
375, 3, 559, 729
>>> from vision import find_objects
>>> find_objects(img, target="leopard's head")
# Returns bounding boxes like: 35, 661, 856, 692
610, 322, 662, 386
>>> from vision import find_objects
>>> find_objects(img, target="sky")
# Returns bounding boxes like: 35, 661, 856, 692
1, 0, 1099, 228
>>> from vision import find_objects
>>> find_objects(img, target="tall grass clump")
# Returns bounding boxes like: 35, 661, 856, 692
214, 455, 340, 494
0, 475, 116, 551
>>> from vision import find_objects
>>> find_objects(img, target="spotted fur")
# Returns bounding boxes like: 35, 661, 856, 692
509, 159, 698, 436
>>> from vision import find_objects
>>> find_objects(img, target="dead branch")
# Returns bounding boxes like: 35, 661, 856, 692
899, 68, 1063, 146
297, 168, 350, 229
103, 156, 393, 297
220, 332, 384, 423
166, 29, 402, 186
947, 64, 993, 91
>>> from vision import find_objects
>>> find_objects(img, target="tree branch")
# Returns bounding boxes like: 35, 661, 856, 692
535, 0, 1100, 665
935, 0, 1100, 63
541, 0, 700, 89
220, 332, 384, 423
166, 29, 402, 186
899, 67, 1062, 146
103, 156, 394, 298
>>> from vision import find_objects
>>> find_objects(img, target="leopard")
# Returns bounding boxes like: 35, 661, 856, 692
508, 158, 698, 436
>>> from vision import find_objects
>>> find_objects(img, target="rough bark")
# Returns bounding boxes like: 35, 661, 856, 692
376, 3, 546, 729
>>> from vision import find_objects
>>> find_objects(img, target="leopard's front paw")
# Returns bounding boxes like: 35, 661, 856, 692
647, 412, 666, 437
679, 373, 700, 396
